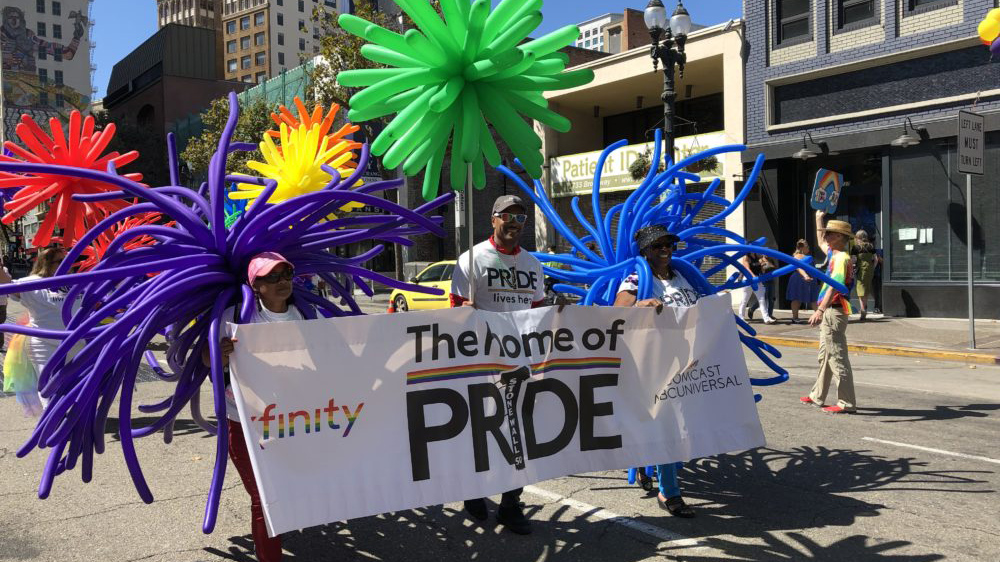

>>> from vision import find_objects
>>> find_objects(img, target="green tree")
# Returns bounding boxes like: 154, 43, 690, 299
180, 96, 276, 179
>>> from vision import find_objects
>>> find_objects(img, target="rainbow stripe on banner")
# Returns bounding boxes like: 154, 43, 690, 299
406, 357, 622, 385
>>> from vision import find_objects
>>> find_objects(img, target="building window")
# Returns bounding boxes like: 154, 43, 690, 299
241, 55, 251, 69
255, 51, 266, 65
904, 0, 958, 17
775, 0, 811, 46
55, 93, 64, 108
241, 35, 251, 49
38, 45, 47, 60
39, 91, 49, 106
277, 13, 283, 25
835, 0, 876, 30
277, 0, 283, 5
53, 49, 61, 62
242, 75, 253, 82
38, 68, 48, 84
298, 0, 304, 11
299, 37, 306, 50
53, 24, 62, 39
254, 32, 265, 45
228, 58, 238, 72
254, 11, 265, 26
278, 52, 285, 65
54, 69, 62, 85
36, 0, 45, 13
277, 32, 284, 45
226, 20, 236, 33
299, 19, 305, 31
37, 22, 46, 37
240, 15, 250, 30
256, 72, 267, 82
227, 39, 237, 53
52, 1, 60, 16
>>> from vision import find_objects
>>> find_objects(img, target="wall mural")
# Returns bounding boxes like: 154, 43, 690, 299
1, 5, 90, 139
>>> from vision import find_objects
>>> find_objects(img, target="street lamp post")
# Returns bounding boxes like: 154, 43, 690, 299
644, 0, 691, 164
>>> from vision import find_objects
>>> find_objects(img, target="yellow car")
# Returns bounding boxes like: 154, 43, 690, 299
389, 260, 456, 312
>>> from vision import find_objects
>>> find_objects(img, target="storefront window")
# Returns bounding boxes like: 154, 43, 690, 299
888, 134, 1000, 282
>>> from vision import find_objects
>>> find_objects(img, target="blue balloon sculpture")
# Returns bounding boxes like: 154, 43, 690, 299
0, 92, 454, 533
498, 128, 848, 399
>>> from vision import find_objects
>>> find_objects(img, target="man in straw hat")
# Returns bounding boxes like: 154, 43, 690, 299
800, 210, 857, 414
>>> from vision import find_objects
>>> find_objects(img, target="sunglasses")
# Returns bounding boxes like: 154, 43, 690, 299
257, 269, 294, 284
648, 242, 677, 251
493, 212, 528, 224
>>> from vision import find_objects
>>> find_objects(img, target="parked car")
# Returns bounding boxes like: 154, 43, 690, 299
389, 260, 456, 311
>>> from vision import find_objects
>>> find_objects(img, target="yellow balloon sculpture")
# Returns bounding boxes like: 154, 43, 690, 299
978, 8, 1000, 46
230, 99, 364, 212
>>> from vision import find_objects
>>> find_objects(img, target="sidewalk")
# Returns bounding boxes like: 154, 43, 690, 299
747, 309, 1000, 365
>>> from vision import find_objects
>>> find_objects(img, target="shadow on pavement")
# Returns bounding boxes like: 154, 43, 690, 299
686, 532, 945, 561
205, 502, 663, 562
853, 403, 1000, 423
105, 417, 214, 441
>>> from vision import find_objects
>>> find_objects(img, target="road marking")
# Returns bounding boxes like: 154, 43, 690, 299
862, 437, 1000, 465
523, 485, 703, 547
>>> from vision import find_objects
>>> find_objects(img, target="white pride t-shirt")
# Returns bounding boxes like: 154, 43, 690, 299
618, 271, 700, 308
451, 239, 545, 313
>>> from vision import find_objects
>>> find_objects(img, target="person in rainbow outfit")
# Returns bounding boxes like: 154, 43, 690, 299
801, 210, 857, 414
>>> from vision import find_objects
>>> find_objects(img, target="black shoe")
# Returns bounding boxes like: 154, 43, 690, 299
497, 503, 532, 534
658, 495, 695, 518
464, 498, 488, 522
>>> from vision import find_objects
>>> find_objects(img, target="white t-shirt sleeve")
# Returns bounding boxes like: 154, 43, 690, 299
451, 251, 472, 300
530, 257, 545, 303
617, 273, 639, 295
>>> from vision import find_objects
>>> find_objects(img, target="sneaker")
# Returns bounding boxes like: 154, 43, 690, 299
763, 317, 777, 324
799, 396, 816, 405
497, 503, 532, 535
822, 405, 854, 414
464, 498, 488, 522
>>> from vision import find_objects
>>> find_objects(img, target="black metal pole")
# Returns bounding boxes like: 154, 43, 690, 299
661, 47, 676, 165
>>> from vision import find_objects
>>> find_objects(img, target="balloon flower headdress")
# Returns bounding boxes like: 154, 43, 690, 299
500, 129, 850, 399
0, 92, 454, 533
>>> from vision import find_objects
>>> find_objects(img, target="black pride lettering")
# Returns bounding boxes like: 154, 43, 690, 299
486, 266, 539, 305
406, 373, 622, 481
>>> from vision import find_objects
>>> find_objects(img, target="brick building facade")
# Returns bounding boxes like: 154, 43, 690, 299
744, 0, 1000, 318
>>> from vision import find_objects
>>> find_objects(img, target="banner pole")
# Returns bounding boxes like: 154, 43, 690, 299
466, 164, 475, 297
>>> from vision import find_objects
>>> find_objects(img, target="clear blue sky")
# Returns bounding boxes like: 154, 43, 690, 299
92, 0, 741, 100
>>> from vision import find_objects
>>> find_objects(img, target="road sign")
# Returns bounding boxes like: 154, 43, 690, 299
958, 110, 984, 176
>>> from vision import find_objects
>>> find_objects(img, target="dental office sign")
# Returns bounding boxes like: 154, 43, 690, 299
550, 132, 729, 197
229, 296, 764, 536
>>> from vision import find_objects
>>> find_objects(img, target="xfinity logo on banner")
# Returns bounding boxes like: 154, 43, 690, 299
404, 320, 628, 482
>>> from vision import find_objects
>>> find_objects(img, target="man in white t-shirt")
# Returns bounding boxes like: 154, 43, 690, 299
449, 194, 544, 534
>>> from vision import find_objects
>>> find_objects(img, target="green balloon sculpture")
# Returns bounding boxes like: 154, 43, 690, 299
337, 0, 594, 200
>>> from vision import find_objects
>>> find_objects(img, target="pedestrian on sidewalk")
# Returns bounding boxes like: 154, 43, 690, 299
786, 239, 819, 324
738, 253, 777, 324
852, 230, 877, 321
802, 211, 857, 414
613, 224, 697, 518
449, 194, 545, 535
208, 252, 302, 562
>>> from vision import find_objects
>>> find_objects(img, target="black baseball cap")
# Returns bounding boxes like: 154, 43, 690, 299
634, 225, 680, 251
492, 195, 525, 214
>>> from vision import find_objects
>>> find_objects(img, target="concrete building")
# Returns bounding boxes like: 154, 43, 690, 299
743, 0, 1000, 318
104, 24, 247, 161
1, 0, 95, 142
575, 12, 623, 52
156, 0, 224, 78
537, 21, 747, 280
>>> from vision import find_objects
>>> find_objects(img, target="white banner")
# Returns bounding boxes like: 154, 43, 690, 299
230, 294, 764, 536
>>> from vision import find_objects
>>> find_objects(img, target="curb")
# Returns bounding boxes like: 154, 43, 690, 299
757, 336, 1000, 365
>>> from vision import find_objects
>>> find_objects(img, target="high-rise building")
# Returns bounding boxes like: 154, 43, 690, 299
1, 0, 95, 143
574, 13, 623, 53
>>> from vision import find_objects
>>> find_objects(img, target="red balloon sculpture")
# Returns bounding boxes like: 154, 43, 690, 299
0, 111, 141, 248
73, 211, 169, 272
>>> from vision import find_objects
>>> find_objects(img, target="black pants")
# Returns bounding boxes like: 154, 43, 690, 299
473, 488, 522, 507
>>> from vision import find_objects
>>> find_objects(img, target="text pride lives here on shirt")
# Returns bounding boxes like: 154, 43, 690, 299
227, 296, 763, 536
452, 240, 545, 312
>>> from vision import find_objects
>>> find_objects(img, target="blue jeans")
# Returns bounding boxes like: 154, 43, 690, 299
657, 463, 680, 497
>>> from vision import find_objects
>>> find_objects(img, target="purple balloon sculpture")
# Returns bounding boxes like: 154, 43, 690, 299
0, 92, 454, 533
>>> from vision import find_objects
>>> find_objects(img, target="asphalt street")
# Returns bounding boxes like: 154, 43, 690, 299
0, 315, 997, 561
